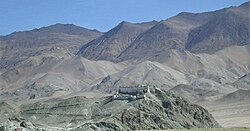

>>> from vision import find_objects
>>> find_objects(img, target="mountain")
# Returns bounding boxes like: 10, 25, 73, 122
217, 89, 250, 103
0, 86, 220, 130
186, 2, 250, 53
78, 2, 249, 62
77, 45, 249, 108
117, 12, 212, 62
0, 2, 249, 129
0, 24, 103, 89
1, 3, 248, 92
2, 45, 248, 101
90, 61, 187, 93
0, 23, 102, 53
35, 23, 101, 35
228, 73, 250, 90
0, 56, 127, 101
0, 23, 102, 70
78, 21, 157, 61
170, 84, 208, 101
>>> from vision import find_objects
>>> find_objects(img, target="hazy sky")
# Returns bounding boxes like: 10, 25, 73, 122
0, 0, 248, 35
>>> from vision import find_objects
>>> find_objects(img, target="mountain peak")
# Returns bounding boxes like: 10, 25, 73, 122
37, 23, 102, 35
116, 21, 136, 28
240, 1, 250, 7
177, 11, 194, 16
4, 23, 102, 37
120, 20, 130, 24
78, 20, 157, 61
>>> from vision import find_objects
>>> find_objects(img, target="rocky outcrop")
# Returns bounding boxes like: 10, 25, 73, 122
103, 87, 220, 130
0, 116, 35, 131
0, 86, 220, 130
17, 86, 219, 130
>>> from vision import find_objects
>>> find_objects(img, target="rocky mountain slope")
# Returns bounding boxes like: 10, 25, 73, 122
0, 24, 102, 89
90, 61, 188, 93
0, 2, 249, 129
1, 45, 248, 102
0, 23, 102, 69
216, 89, 250, 103
88, 45, 249, 100
1, 2, 249, 102
78, 21, 157, 61
0, 56, 127, 101
185, 2, 250, 53
78, 2, 249, 62
0, 86, 220, 130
